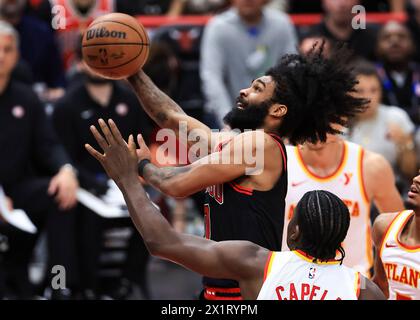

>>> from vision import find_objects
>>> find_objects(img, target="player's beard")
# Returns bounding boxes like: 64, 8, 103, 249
223, 98, 271, 132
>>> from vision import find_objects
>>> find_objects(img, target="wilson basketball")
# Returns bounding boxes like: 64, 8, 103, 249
82, 13, 149, 80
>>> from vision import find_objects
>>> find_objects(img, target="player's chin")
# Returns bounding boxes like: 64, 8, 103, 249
406, 192, 420, 207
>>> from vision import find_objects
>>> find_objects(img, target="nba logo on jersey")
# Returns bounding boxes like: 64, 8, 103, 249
308, 266, 316, 279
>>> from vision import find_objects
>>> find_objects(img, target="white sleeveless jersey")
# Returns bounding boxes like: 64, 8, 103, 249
379, 210, 420, 300
257, 251, 361, 300
283, 142, 373, 277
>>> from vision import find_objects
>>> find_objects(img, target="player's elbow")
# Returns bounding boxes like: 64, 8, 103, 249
160, 180, 191, 198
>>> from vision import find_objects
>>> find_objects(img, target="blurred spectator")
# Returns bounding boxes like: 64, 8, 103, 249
406, 0, 420, 63
300, 0, 379, 60
347, 61, 417, 188
0, 21, 79, 299
0, 0, 66, 101
200, 0, 297, 127
181, 0, 228, 14
288, 0, 405, 13
117, 0, 185, 16
52, 57, 153, 299
24, 0, 52, 25
299, 34, 332, 57
50, 0, 115, 71
375, 21, 420, 125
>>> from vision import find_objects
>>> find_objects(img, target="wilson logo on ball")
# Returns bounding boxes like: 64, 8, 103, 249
86, 27, 127, 41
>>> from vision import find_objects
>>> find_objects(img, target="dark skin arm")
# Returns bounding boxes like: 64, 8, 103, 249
85, 119, 268, 300
127, 70, 218, 153
135, 130, 279, 198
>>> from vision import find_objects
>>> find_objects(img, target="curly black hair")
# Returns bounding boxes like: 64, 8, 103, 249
296, 190, 350, 264
266, 43, 368, 145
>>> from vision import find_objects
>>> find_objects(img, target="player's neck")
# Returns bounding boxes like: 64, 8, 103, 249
86, 83, 113, 107
299, 140, 344, 175
407, 212, 420, 243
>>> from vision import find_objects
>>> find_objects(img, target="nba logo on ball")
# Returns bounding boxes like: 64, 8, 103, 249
82, 13, 150, 80
308, 267, 316, 279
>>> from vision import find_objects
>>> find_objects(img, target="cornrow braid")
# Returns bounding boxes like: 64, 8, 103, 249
296, 190, 350, 264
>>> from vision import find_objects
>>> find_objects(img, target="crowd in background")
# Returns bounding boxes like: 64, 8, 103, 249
0, 0, 420, 299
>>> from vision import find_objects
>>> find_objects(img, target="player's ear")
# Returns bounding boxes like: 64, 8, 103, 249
290, 224, 300, 241
269, 104, 287, 118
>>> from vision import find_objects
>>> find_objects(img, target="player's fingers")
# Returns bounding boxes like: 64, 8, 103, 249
108, 119, 125, 145
137, 134, 146, 148
90, 125, 108, 151
85, 144, 105, 162
128, 134, 136, 151
98, 118, 116, 146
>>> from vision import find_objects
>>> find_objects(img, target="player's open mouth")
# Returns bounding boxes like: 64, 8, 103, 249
237, 102, 245, 110
408, 184, 419, 198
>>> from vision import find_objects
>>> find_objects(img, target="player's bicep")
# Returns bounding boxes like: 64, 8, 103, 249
365, 153, 404, 212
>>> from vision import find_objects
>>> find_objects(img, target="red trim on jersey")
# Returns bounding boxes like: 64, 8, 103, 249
229, 182, 253, 195
268, 134, 287, 171
359, 149, 369, 204
263, 251, 274, 281
396, 211, 420, 251
204, 287, 243, 300
297, 142, 347, 180
355, 272, 361, 298
295, 250, 339, 264
378, 211, 403, 258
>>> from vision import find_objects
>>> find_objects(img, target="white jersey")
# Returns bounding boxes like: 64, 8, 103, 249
257, 250, 361, 300
283, 142, 373, 277
379, 210, 420, 300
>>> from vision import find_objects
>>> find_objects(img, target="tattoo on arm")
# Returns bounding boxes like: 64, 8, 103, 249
128, 71, 185, 128
143, 163, 191, 189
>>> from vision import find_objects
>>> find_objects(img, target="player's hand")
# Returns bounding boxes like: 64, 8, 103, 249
136, 134, 151, 162
48, 166, 79, 210
85, 119, 138, 186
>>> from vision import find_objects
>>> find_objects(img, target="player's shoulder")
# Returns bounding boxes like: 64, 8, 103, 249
362, 149, 392, 172
372, 212, 401, 245
263, 8, 293, 25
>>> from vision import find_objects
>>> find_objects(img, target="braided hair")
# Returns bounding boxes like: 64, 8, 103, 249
295, 190, 350, 264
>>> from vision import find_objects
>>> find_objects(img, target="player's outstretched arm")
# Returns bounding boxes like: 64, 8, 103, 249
84, 119, 268, 299
127, 70, 214, 152
137, 130, 279, 198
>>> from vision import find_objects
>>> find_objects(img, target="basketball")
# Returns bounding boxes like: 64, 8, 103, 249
81, 13, 149, 80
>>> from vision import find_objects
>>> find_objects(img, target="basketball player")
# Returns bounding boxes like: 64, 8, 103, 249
372, 171, 420, 300
125, 46, 367, 299
50, 0, 115, 70
282, 135, 404, 277
84, 125, 385, 300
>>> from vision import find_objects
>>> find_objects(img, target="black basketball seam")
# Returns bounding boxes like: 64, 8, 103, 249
85, 19, 149, 43
82, 43, 149, 47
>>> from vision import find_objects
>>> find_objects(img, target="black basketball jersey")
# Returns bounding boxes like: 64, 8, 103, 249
202, 133, 288, 297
